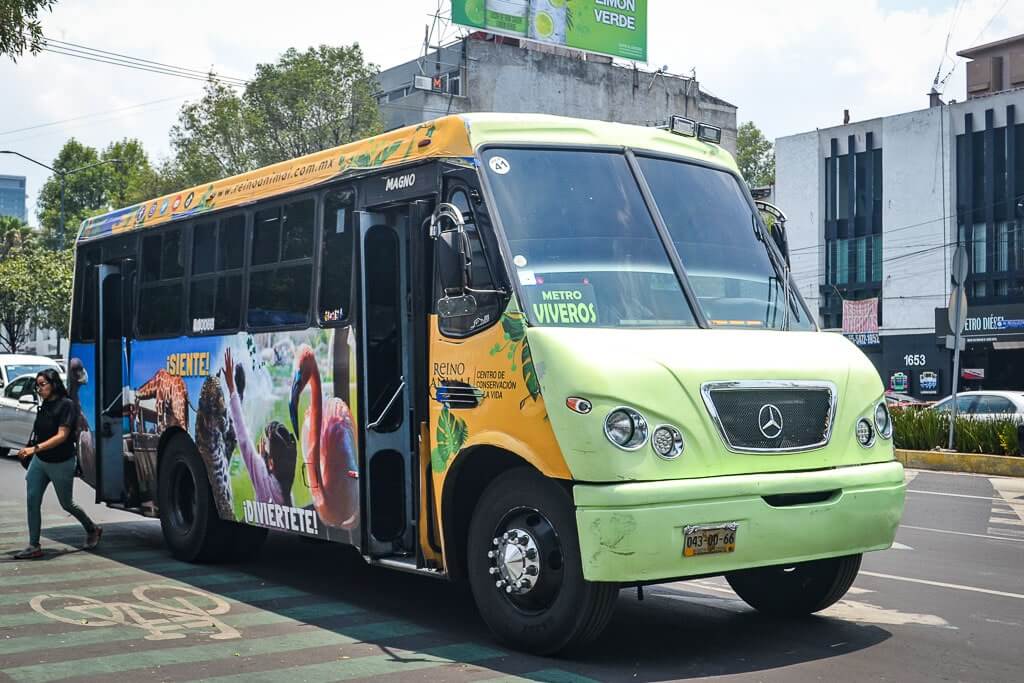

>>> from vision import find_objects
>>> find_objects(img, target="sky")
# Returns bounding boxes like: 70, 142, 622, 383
1, 0, 1023, 224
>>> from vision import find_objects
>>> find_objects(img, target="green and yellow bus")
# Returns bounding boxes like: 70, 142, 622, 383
69, 113, 905, 654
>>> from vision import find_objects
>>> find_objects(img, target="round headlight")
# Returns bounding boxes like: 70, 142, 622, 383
874, 402, 892, 439
855, 418, 875, 447
604, 407, 649, 450
652, 425, 684, 459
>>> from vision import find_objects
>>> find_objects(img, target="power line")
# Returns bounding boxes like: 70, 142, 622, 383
35, 35, 249, 87
39, 45, 247, 86
0, 94, 198, 137
42, 36, 249, 85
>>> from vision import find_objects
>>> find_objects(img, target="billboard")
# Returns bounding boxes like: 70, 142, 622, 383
451, 0, 648, 62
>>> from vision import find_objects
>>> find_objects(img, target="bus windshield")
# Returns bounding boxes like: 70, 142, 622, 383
483, 148, 812, 330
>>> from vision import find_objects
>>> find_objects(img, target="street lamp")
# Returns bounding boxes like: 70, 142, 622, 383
0, 150, 123, 248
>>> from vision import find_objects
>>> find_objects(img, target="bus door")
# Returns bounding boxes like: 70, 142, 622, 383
95, 262, 127, 503
357, 208, 416, 557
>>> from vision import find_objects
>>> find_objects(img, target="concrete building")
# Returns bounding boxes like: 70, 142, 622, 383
0, 174, 27, 222
377, 33, 738, 154
776, 34, 1024, 397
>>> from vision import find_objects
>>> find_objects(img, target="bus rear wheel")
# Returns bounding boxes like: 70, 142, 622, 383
158, 436, 234, 563
466, 468, 619, 655
725, 554, 862, 616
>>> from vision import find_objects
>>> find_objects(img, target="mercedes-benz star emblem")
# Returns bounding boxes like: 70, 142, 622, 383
758, 403, 784, 439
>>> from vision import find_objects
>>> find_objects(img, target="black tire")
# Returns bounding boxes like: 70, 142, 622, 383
726, 554, 862, 616
158, 436, 234, 562
467, 468, 619, 655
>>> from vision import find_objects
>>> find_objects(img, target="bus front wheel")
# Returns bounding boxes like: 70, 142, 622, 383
725, 554, 862, 616
466, 468, 619, 655
158, 436, 233, 563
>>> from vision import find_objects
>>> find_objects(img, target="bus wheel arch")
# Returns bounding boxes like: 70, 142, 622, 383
461, 464, 619, 654
442, 445, 547, 581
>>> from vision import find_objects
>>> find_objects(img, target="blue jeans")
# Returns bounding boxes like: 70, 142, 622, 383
25, 456, 96, 547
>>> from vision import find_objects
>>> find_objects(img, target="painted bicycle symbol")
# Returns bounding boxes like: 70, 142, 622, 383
30, 584, 241, 641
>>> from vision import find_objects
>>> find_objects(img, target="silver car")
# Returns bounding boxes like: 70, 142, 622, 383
930, 391, 1024, 420
0, 374, 40, 457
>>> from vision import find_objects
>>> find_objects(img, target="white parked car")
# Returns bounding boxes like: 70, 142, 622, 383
0, 373, 40, 457
0, 354, 63, 390
930, 391, 1024, 420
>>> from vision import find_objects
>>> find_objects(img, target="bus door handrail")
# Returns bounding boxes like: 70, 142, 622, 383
368, 378, 406, 432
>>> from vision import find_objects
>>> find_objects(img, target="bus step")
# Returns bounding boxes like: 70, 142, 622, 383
372, 556, 446, 580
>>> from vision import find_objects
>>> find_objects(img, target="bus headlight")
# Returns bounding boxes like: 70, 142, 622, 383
874, 402, 892, 439
652, 425, 684, 459
855, 418, 875, 448
604, 407, 649, 450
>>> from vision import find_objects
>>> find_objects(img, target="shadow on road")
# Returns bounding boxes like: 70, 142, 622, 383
17, 520, 892, 680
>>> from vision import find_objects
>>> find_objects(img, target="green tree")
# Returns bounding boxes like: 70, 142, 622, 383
36, 137, 157, 249
0, 0, 56, 62
167, 44, 383, 188
0, 246, 71, 352
0, 215, 38, 260
736, 121, 775, 188
102, 138, 160, 208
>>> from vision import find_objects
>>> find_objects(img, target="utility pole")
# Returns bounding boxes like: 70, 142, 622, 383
0, 150, 123, 248
1, 150, 124, 358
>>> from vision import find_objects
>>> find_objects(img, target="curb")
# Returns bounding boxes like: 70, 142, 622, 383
895, 449, 1024, 478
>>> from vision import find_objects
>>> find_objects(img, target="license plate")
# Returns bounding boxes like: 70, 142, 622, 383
683, 523, 737, 557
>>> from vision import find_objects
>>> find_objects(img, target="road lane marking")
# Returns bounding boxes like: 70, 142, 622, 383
860, 571, 1024, 600
4, 621, 439, 683
989, 516, 1024, 527
900, 524, 1024, 543
823, 599, 955, 629
0, 600, 363, 657
906, 489, 1007, 502
30, 584, 241, 641
891, 542, 914, 550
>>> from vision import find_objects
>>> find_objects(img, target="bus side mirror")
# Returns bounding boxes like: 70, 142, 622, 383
770, 222, 790, 268
431, 203, 478, 319
755, 201, 790, 268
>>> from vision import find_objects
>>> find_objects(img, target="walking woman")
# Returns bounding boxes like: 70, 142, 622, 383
14, 368, 102, 559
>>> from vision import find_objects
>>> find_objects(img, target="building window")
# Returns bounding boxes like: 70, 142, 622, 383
972, 222, 987, 275
822, 136, 882, 327
997, 221, 1010, 272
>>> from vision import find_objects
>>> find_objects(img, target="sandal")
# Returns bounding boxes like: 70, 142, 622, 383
14, 545, 43, 560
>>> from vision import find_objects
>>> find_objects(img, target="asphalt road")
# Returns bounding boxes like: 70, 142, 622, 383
0, 457, 1021, 682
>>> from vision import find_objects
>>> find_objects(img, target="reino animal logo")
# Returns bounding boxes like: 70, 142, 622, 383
385, 173, 416, 192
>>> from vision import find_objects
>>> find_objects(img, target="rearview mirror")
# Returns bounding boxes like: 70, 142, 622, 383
19, 394, 38, 406
755, 200, 790, 268
431, 202, 472, 297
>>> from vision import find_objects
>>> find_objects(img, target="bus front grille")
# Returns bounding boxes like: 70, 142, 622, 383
700, 381, 837, 453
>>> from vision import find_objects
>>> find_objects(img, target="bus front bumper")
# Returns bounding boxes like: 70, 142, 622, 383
573, 461, 905, 583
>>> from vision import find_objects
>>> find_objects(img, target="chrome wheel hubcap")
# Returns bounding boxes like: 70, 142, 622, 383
489, 528, 540, 595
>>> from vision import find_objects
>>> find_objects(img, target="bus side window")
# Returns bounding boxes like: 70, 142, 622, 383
437, 188, 502, 337
318, 189, 355, 326
189, 214, 245, 334
138, 229, 185, 337
247, 197, 315, 329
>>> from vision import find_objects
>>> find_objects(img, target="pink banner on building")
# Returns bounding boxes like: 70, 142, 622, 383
842, 298, 880, 346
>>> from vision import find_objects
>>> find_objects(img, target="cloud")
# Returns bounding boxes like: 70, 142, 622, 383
2, 0, 1023, 220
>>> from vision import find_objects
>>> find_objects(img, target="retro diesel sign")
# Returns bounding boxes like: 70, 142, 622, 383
935, 303, 1024, 343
